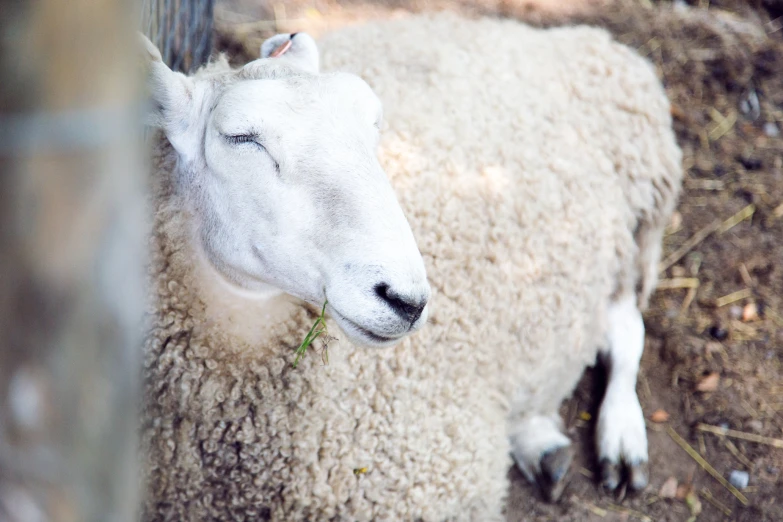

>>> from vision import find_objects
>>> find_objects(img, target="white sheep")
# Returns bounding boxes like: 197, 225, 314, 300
141, 13, 681, 521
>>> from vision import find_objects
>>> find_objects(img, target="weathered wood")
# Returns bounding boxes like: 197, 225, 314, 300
0, 1, 145, 521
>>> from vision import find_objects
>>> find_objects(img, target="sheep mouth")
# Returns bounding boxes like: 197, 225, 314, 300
329, 308, 404, 346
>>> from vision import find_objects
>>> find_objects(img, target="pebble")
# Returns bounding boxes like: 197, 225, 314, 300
729, 305, 743, 320
742, 302, 758, 322
764, 122, 780, 137
729, 470, 749, 490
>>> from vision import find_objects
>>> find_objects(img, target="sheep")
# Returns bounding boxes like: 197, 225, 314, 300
140, 13, 682, 522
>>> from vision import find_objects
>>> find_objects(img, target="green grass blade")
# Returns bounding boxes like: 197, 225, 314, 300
292, 300, 329, 368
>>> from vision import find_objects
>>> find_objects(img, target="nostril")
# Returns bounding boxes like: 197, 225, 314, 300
374, 283, 427, 324
374, 283, 391, 301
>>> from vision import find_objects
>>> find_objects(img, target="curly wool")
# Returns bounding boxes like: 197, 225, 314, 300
141, 13, 681, 521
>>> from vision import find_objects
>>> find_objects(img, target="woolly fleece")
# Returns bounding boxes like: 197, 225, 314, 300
141, 13, 682, 522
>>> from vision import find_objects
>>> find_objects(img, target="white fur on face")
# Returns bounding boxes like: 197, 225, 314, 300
152, 45, 430, 347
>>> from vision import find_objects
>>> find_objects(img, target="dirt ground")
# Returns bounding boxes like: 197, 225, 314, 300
215, 1, 783, 520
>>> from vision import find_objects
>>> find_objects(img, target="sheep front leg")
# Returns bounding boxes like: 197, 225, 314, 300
596, 293, 648, 491
509, 414, 573, 502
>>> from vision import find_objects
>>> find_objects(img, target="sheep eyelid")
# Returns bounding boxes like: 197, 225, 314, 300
223, 133, 261, 146
222, 133, 280, 173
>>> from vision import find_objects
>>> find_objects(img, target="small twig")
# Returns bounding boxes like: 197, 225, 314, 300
681, 286, 698, 314
739, 263, 754, 287
708, 108, 737, 141
699, 129, 710, 150
659, 219, 721, 272
700, 488, 733, 517
697, 423, 783, 449
686, 179, 724, 190
715, 288, 753, 307
681, 255, 702, 315
724, 439, 753, 469
718, 204, 756, 233
657, 277, 700, 290
732, 319, 760, 334
699, 433, 707, 456
666, 425, 749, 505
741, 399, 760, 419
658, 203, 752, 274
640, 373, 652, 402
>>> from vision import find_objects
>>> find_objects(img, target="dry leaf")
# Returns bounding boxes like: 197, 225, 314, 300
696, 372, 720, 392
676, 483, 693, 500
659, 476, 678, 498
651, 409, 670, 423
742, 302, 758, 322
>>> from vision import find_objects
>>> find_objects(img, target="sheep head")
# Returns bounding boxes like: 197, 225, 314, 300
142, 33, 430, 347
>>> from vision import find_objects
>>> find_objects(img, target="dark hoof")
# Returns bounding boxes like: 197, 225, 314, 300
628, 461, 649, 491
600, 459, 648, 493
538, 445, 574, 502
600, 459, 621, 491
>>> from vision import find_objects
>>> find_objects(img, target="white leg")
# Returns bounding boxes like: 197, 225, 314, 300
509, 414, 573, 502
596, 293, 649, 490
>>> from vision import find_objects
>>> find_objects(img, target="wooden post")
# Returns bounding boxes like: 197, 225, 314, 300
0, 1, 145, 521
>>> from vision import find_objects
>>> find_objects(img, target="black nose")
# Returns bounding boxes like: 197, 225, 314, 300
374, 283, 427, 324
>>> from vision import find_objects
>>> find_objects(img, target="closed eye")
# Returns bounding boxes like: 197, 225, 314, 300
223, 133, 280, 173
224, 133, 260, 146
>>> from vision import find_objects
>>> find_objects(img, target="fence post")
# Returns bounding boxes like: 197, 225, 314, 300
0, 1, 145, 521
142, 0, 215, 72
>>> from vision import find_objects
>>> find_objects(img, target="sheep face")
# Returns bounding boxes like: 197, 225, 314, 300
143, 33, 430, 347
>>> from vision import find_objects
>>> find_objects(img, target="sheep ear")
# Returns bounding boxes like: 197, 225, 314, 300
260, 33, 319, 74
140, 33, 197, 159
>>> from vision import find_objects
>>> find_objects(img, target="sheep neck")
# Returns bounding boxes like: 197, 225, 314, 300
181, 216, 304, 352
